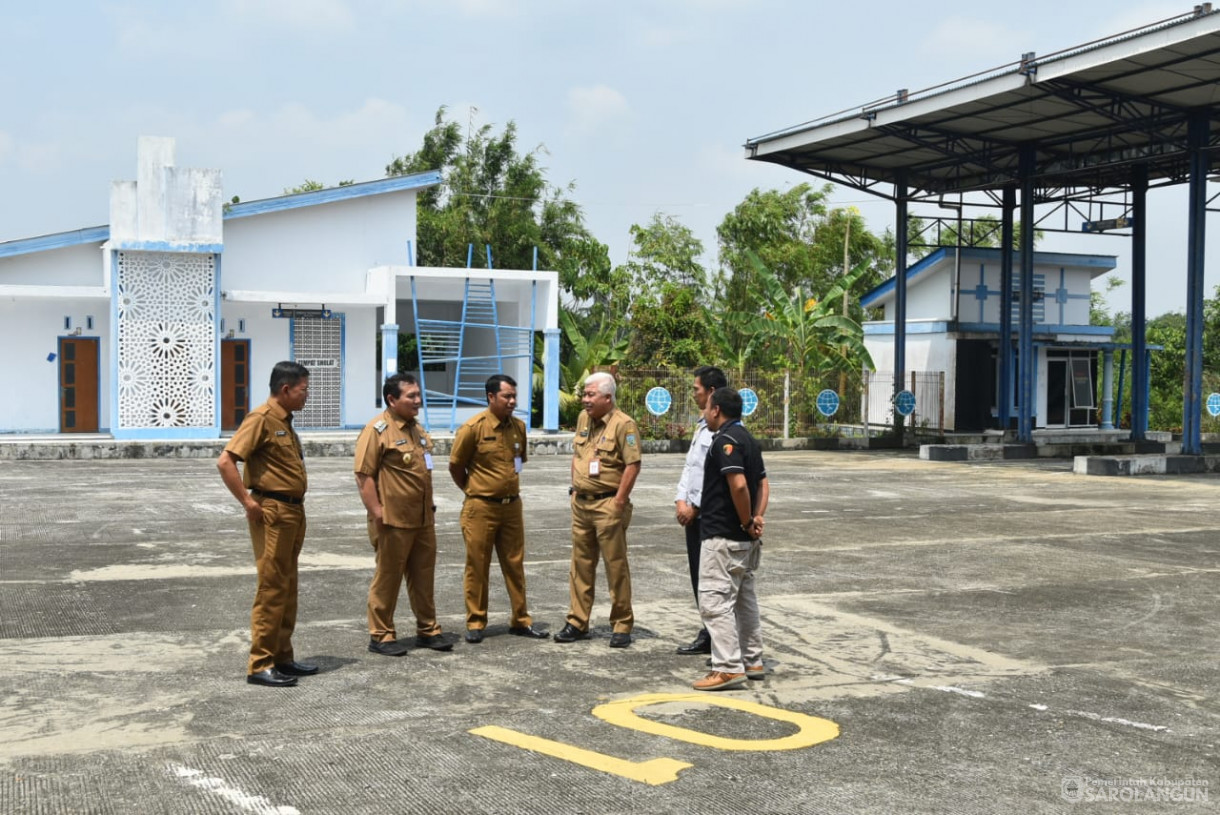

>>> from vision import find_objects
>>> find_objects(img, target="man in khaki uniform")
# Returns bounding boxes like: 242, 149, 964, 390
448, 374, 547, 643
554, 371, 642, 648
355, 373, 452, 657
217, 361, 316, 688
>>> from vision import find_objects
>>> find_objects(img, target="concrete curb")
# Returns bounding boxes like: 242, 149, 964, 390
1073, 453, 1220, 476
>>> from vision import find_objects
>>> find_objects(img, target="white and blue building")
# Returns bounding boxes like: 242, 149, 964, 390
862, 247, 1124, 432
0, 137, 561, 438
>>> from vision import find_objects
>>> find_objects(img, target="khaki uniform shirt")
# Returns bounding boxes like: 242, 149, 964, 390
354, 410, 434, 529
450, 409, 528, 499
224, 398, 307, 498
572, 408, 641, 494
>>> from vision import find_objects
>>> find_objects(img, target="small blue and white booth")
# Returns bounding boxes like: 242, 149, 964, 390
862, 247, 1124, 432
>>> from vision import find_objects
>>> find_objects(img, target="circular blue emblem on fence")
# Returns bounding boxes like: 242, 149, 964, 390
739, 387, 760, 417
815, 389, 840, 417
644, 387, 672, 416
1208, 393, 1220, 417
894, 390, 917, 417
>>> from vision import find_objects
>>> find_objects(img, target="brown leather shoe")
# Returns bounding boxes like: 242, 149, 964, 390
693, 671, 747, 691
745, 664, 766, 680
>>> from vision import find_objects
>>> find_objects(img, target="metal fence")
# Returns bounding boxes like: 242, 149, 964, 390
604, 367, 945, 440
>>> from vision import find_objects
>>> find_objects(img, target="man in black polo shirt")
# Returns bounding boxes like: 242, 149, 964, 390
694, 387, 770, 691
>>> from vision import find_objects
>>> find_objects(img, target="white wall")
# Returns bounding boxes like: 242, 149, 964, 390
0, 244, 105, 286
342, 308, 378, 426
223, 194, 417, 293
0, 298, 110, 431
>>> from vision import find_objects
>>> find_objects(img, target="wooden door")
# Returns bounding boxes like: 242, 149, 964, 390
221, 339, 251, 430
59, 337, 99, 433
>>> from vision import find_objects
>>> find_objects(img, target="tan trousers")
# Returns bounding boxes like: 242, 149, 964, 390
698, 536, 763, 673
366, 521, 441, 641
460, 499, 531, 631
247, 499, 306, 674
567, 497, 633, 633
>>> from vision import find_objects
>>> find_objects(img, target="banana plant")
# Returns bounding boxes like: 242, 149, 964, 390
749, 251, 874, 375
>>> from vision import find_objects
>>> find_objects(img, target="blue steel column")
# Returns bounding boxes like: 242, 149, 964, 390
1130, 166, 1148, 440
1182, 113, 1208, 455
380, 323, 399, 381
999, 186, 1015, 430
543, 328, 560, 432
1018, 147, 1036, 443
893, 174, 908, 439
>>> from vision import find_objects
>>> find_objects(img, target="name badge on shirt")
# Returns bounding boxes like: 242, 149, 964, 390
424, 452, 434, 471
589, 459, 600, 476
514, 456, 523, 474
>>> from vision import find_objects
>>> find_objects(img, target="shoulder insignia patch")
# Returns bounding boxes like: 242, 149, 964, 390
722, 443, 734, 456
626, 433, 636, 446
374, 420, 388, 434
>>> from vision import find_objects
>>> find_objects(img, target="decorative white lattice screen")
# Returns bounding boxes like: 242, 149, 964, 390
116, 251, 216, 428
292, 315, 342, 427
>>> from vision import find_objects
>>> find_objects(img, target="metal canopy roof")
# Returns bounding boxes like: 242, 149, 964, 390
745, 7, 1220, 201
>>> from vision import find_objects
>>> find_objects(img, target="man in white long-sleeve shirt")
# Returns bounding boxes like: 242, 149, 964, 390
673, 365, 727, 654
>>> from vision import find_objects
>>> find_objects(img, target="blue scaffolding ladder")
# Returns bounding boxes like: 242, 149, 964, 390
410, 271, 536, 432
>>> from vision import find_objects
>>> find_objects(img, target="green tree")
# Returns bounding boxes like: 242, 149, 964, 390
615, 212, 713, 366
622, 213, 707, 296
713, 184, 892, 368
385, 106, 610, 296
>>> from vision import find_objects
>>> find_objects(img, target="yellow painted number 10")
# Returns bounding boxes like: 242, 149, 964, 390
470, 692, 840, 786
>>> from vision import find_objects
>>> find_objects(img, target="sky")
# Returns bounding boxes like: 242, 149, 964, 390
0, 0, 1214, 317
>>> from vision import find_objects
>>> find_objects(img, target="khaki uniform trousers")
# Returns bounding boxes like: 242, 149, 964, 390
698, 536, 763, 674
460, 499, 531, 631
567, 496, 633, 633
367, 521, 441, 641
247, 498, 307, 674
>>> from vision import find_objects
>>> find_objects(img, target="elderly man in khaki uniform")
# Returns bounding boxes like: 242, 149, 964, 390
448, 374, 547, 643
355, 373, 452, 657
554, 371, 642, 648
217, 360, 316, 688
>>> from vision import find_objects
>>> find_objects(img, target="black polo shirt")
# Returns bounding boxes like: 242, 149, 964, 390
700, 420, 767, 541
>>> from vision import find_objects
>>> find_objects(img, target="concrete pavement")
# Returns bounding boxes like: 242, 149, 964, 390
1, 450, 1216, 813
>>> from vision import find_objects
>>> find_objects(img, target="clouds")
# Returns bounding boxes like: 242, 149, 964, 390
566, 85, 631, 135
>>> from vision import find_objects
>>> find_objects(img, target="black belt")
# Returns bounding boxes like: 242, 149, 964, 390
469, 494, 520, 505
574, 491, 616, 501
251, 488, 304, 505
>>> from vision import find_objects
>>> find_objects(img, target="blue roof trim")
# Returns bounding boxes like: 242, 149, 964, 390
860, 247, 1117, 307
0, 226, 110, 259
112, 241, 224, 253
223, 171, 442, 220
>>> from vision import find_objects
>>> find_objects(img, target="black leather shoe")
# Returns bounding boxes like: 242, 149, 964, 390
246, 668, 297, 687
553, 623, 588, 643
609, 632, 632, 648
465, 629, 484, 644
508, 625, 548, 639
274, 660, 319, 676
369, 637, 409, 657
416, 633, 454, 651
676, 629, 712, 655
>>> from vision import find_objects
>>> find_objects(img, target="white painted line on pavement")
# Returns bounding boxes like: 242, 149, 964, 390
168, 764, 300, 815
932, 685, 986, 698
